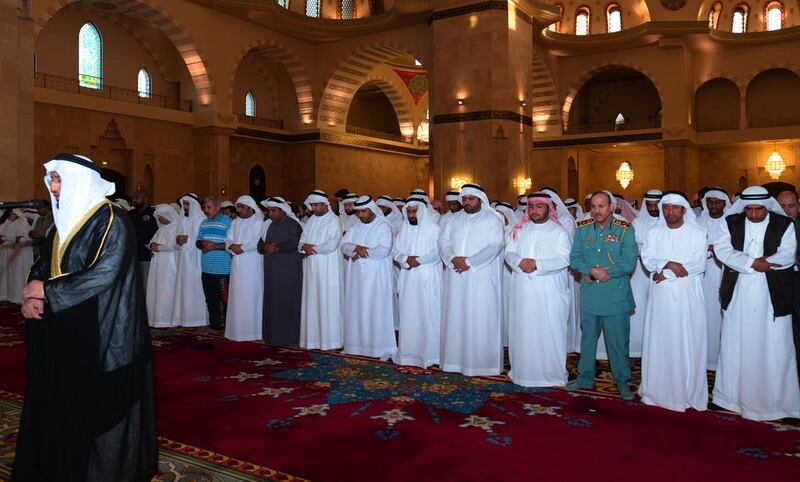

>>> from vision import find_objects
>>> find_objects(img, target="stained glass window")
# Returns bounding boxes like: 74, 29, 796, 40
245, 91, 256, 117
137, 67, 151, 98
732, 6, 748, 33
607, 5, 621, 33
277, 0, 288, 7
306, 0, 320, 17
766, 2, 783, 31
615, 113, 625, 130
341, 0, 354, 19
576, 8, 590, 36
78, 23, 102, 89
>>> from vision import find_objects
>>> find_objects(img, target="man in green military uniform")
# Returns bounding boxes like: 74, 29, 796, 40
567, 191, 638, 399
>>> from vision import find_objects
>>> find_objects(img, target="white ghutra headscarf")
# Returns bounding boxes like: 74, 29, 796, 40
43, 154, 115, 247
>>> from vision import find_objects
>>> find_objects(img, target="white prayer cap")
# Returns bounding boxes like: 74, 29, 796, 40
261, 196, 299, 223
43, 153, 115, 247
445, 191, 461, 202
460, 183, 490, 206
517, 194, 528, 207
644, 189, 663, 201
353, 195, 391, 227
236, 194, 264, 220
220, 200, 234, 209
726, 185, 787, 216
655, 191, 699, 229
304, 190, 331, 207
114, 198, 131, 211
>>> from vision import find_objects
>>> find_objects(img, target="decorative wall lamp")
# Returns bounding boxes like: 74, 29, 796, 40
457, 98, 465, 106
513, 177, 532, 195
416, 110, 430, 144
615, 160, 634, 189
766, 149, 786, 180
450, 176, 469, 190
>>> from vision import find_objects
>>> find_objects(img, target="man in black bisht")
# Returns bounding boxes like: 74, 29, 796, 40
13, 153, 157, 481
129, 188, 158, 288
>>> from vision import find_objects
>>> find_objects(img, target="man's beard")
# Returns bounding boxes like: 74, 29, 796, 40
409, 218, 418, 225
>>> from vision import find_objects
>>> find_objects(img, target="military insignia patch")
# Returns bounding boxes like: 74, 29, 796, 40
604, 233, 618, 243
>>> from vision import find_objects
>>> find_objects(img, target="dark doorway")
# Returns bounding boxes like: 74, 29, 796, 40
249, 165, 266, 201
101, 168, 126, 198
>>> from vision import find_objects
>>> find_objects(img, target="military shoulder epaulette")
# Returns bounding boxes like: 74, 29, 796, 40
577, 218, 594, 227
613, 218, 630, 229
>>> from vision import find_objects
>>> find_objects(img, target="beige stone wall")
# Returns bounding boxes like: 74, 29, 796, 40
34, 101, 195, 203
314, 142, 424, 198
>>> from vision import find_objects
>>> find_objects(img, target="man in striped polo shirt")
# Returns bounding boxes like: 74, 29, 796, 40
196, 196, 233, 331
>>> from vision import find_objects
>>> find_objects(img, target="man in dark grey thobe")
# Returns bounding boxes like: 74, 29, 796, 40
259, 197, 303, 346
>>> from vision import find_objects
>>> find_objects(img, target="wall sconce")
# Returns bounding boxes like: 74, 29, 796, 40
519, 100, 527, 107
513, 177, 532, 195
615, 161, 634, 189
766, 150, 786, 180
450, 176, 469, 190
457, 98, 465, 106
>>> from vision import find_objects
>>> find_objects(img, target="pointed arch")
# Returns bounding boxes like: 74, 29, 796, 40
245, 90, 257, 117
137, 67, 151, 98
37, 0, 214, 105
317, 41, 428, 129
229, 39, 315, 126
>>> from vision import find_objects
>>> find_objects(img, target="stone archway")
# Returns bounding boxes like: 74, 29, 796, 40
37, 0, 214, 105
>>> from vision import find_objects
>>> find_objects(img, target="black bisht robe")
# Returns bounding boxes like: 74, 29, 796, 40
11, 201, 158, 482
260, 217, 303, 346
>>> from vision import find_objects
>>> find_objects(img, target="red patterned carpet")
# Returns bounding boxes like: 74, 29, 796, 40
0, 303, 799, 481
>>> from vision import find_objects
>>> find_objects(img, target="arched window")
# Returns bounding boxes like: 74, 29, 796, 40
245, 91, 256, 117
765, 2, 783, 31
548, 4, 564, 32
339, 0, 355, 19
707, 2, 722, 29
137, 67, 151, 98
78, 23, 102, 89
277, 0, 289, 7
575, 7, 590, 35
731, 5, 748, 33
306, 0, 320, 17
607, 4, 622, 33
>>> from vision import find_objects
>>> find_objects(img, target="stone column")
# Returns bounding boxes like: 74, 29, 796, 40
0, 1, 35, 199
429, 0, 553, 202
192, 126, 234, 198
663, 140, 699, 196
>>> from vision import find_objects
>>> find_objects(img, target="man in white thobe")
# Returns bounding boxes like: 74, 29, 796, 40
505, 193, 572, 387
540, 188, 581, 353
0, 209, 33, 304
514, 194, 528, 225
439, 183, 505, 376
341, 196, 397, 359
299, 190, 344, 350
224, 196, 264, 341
696, 188, 731, 370
377, 195, 403, 235
339, 192, 358, 234
630, 189, 663, 358
494, 201, 516, 347
146, 204, 179, 327
712, 186, 800, 421
639, 192, 708, 412
172, 193, 208, 327
393, 197, 442, 367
